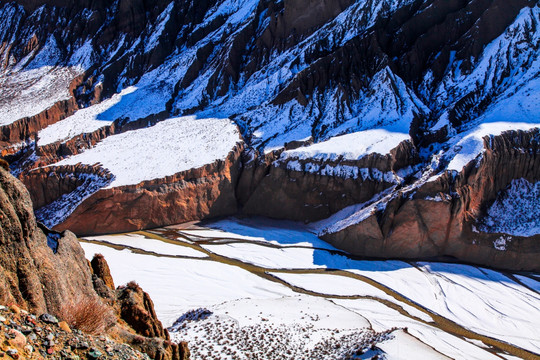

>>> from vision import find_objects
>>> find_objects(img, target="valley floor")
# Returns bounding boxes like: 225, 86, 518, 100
80, 218, 540, 360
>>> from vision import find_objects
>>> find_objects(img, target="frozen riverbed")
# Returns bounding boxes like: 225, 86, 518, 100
80, 217, 540, 360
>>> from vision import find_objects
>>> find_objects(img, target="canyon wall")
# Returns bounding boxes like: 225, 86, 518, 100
18, 128, 540, 271
240, 141, 420, 221
52, 143, 244, 235
322, 129, 540, 271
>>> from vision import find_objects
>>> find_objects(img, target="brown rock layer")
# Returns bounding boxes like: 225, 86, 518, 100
322, 129, 540, 271
240, 140, 420, 222
0, 74, 84, 148
90, 253, 115, 290
0, 97, 78, 145
54, 143, 244, 235
21, 163, 113, 209
36, 122, 116, 160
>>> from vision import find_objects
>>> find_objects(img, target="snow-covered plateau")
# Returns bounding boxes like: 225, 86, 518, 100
81, 218, 540, 360
55, 116, 241, 188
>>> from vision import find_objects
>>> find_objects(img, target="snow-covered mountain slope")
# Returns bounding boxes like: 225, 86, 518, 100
0, 0, 538, 269
1, 0, 537, 147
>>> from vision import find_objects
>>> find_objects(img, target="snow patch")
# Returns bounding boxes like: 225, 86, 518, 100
38, 86, 137, 145
281, 128, 410, 162
478, 178, 540, 237
446, 122, 539, 171
80, 217, 540, 356
493, 235, 512, 251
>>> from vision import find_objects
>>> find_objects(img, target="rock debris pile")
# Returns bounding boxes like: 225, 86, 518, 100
0, 304, 149, 360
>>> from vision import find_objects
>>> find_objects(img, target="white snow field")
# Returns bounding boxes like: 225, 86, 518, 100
0, 65, 82, 126
280, 128, 410, 162
55, 116, 241, 188
80, 217, 540, 360
37, 86, 137, 146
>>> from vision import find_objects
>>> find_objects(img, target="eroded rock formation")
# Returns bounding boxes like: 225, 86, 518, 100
0, 165, 97, 314
53, 143, 243, 235
322, 129, 540, 271
21, 163, 113, 209
240, 141, 420, 221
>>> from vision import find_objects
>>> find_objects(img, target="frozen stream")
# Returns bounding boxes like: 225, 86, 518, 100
80, 217, 540, 360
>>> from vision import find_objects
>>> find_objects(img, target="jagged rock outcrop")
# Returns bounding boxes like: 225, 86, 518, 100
90, 255, 190, 360
0, 165, 98, 314
90, 253, 115, 290
52, 144, 243, 235
1, 0, 536, 150
0, 166, 190, 359
322, 129, 540, 271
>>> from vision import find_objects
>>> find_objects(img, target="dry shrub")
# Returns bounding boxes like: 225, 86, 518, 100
60, 296, 116, 334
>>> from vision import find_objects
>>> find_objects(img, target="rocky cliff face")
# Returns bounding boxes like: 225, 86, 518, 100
0, 166, 189, 359
52, 144, 243, 235
0, 165, 97, 314
21, 163, 113, 209
321, 129, 540, 271
240, 140, 420, 221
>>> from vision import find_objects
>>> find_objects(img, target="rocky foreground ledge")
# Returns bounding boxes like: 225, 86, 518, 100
0, 304, 149, 360
0, 166, 190, 360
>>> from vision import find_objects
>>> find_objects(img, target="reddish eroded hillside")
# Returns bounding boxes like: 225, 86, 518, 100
321, 129, 540, 271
